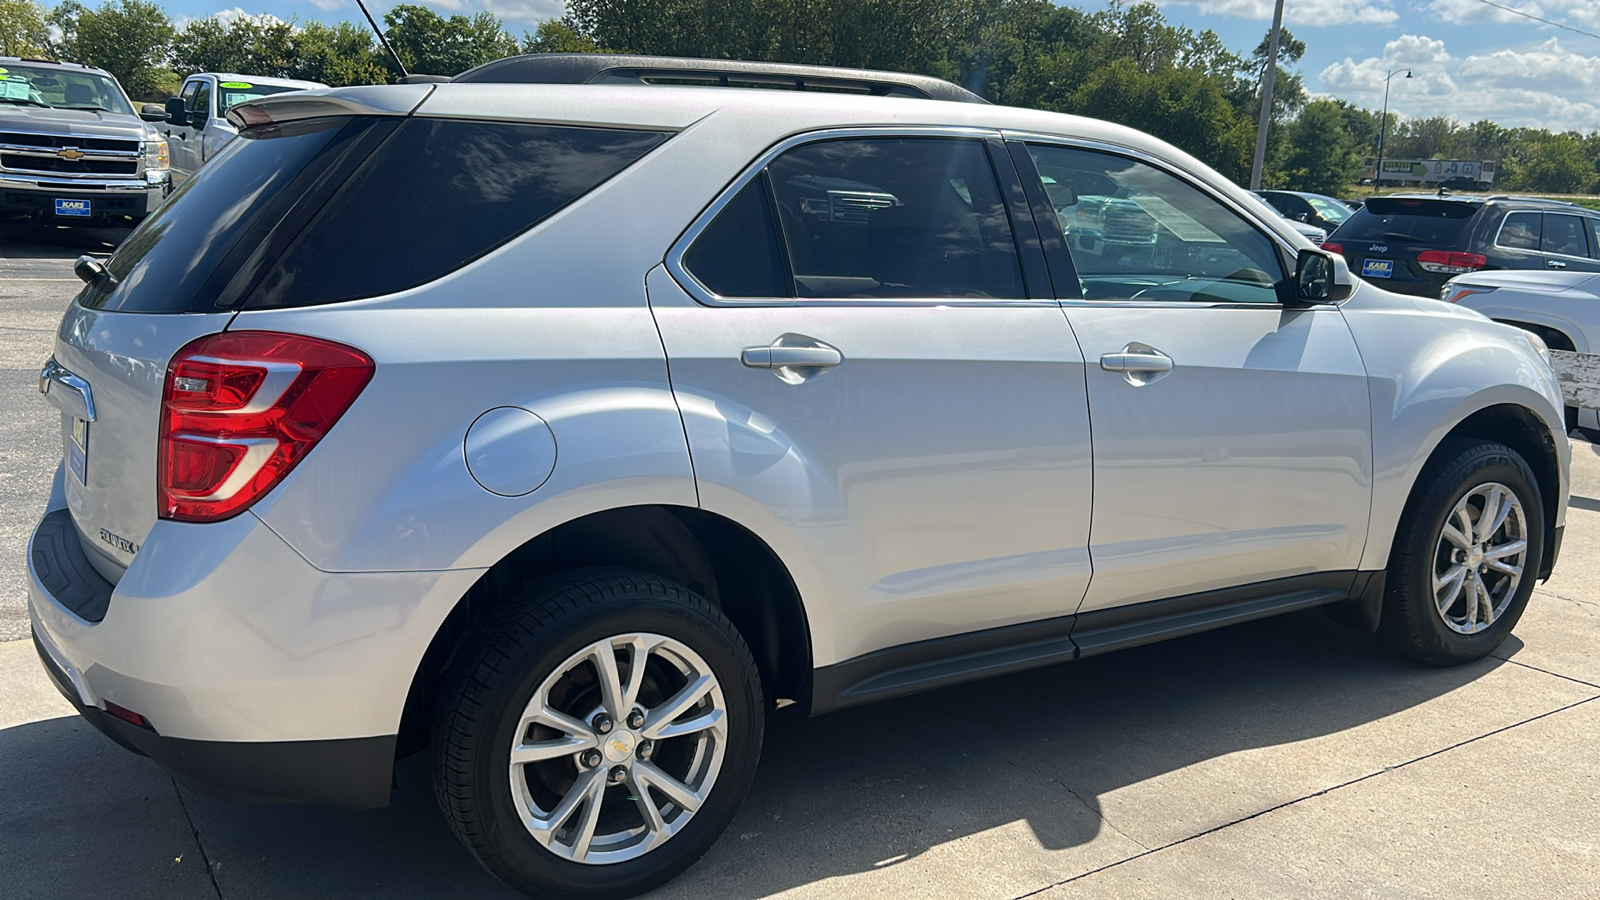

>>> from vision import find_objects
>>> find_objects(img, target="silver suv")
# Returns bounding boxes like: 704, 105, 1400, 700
27, 56, 1569, 900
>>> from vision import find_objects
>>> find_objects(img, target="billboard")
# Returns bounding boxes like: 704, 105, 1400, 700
1362, 158, 1498, 185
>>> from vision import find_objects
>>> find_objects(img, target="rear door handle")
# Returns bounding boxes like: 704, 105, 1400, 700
1099, 351, 1173, 373
38, 356, 96, 422
741, 346, 843, 369
1547, 259, 1567, 269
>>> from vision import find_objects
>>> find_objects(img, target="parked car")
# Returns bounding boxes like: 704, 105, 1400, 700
1323, 193, 1600, 298
1246, 190, 1327, 244
0, 57, 170, 226
30, 54, 1568, 900
1255, 189, 1354, 233
162, 72, 326, 184
1443, 269, 1600, 431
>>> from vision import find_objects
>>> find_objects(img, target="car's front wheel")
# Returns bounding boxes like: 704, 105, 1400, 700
1380, 438, 1545, 665
433, 569, 764, 900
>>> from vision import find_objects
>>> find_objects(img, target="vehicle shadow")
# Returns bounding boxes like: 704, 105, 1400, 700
0, 220, 131, 258
0, 611, 1514, 899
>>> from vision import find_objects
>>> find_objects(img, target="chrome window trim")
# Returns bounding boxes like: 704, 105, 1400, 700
1001, 131, 1336, 310
664, 125, 1058, 309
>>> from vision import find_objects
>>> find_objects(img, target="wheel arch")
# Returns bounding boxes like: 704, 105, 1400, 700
1480, 312, 1586, 353
395, 505, 813, 758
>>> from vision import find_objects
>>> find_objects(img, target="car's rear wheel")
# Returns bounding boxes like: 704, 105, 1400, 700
433, 569, 764, 900
1380, 438, 1544, 665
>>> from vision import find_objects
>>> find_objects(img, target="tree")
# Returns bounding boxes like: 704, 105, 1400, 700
1505, 133, 1594, 194
50, 0, 175, 100
1277, 100, 1363, 195
292, 21, 388, 87
523, 19, 602, 54
383, 5, 520, 77
1, 0, 51, 57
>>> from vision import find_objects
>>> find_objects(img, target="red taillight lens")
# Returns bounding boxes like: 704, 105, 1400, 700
159, 332, 374, 523
1321, 242, 1343, 254
1417, 250, 1487, 274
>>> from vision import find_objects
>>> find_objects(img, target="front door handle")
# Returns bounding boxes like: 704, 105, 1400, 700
1100, 351, 1173, 373
1547, 259, 1567, 269
741, 346, 843, 369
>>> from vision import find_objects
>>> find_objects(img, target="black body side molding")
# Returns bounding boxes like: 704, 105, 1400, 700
810, 571, 1362, 715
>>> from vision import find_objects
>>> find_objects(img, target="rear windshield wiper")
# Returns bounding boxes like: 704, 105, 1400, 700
60, 105, 113, 113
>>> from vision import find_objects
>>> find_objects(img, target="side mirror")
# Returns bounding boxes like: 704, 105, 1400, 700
1294, 249, 1333, 302
165, 97, 188, 126
139, 103, 167, 122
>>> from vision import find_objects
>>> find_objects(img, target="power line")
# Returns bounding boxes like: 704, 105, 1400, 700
1467, 0, 1600, 40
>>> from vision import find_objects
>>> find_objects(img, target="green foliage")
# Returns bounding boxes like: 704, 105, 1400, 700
49, 0, 175, 100
1504, 133, 1595, 194
1, 0, 52, 57
292, 21, 389, 87
523, 19, 601, 54
383, 4, 520, 77
167, 14, 386, 87
1277, 100, 1362, 195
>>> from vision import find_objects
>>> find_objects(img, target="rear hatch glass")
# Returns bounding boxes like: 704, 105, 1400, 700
1332, 198, 1480, 246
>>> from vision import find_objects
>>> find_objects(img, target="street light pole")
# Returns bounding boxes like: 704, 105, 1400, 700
1248, 0, 1286, 191
1373, 68, 1411, 192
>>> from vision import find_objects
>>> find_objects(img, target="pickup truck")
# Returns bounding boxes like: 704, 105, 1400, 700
162, 73, 326, 185
0, 57, 171, 226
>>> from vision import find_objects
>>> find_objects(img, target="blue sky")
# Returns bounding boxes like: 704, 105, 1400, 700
146, 0, 1600, 132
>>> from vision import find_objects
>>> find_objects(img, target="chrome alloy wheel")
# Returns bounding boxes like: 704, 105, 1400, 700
1434, 482, 1527, 635
508, 633, 728, 864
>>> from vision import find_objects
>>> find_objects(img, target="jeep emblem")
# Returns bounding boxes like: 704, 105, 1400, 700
1371, 244, 1388, 252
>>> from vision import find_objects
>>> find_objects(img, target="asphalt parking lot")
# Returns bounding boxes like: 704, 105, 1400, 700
2, 227, 1597, 899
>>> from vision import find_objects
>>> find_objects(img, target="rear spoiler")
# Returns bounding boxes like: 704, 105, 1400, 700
226, 84, 434, 129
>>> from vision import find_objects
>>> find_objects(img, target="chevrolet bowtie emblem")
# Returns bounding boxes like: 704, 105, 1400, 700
57, 147, 85, 160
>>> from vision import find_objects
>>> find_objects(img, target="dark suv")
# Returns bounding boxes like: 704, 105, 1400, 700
1323, 194, 1600, 297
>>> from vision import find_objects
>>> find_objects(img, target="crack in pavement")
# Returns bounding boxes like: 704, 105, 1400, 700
1533, 587, 1600, 612
1009, 693, 1600, 899
172, 778, 224, 899
1491, 653, 1600, 690
1047, 775, 1149, 852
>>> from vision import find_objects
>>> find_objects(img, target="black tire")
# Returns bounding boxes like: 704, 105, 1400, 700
433, 568, 764, 900
1379, 438, 1545, 665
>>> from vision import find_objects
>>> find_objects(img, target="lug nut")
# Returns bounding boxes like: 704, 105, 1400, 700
580, 749, 602, 768
592, 713, 613, 734
608, 766, 627, 785
626, 708, 646, 730
636, 740, 653, 760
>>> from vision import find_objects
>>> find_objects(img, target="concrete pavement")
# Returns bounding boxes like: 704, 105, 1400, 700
2, 232, 1598, 898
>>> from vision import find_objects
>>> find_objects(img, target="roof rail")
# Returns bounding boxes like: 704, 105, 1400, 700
1484, 194, 1576, 205
451, 53, 987, 104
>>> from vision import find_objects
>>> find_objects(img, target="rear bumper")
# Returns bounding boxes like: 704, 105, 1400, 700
26, 467, 484, 806
33, 632, 394, 807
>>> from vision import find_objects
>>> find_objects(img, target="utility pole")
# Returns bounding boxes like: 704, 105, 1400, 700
1249, 0, 1286, 191
1374, 68, 1412, 193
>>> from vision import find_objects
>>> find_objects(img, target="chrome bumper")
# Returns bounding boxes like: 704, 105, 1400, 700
0, 170, 161, 192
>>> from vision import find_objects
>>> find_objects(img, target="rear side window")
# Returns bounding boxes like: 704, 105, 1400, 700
683, 175, 787, 298
1497, 212, 1541, 250
244, 119, 668, 309
1542, 214, 1590, 257
1334, 198, 1479, 245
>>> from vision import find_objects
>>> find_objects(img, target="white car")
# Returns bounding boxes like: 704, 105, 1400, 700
30, 54, 1568, 900
160, 72, 327, 184
1444, 270, 1600, 430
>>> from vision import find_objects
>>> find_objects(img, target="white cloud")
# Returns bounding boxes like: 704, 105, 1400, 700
478, 0, 566, 24
1427, 0, 1600, 30
1153, 0, 1398, 27
1318, 34, 1600, 131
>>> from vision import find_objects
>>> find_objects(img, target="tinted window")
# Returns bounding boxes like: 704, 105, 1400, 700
1590, 220, 1600, 260
1498, 212, 1541, 251
1335, 198, 1479, 244
1028, 144, 1283, 303
684, 174, 786, 297
246, 119, 668, 309
765, 138, 1024, 299
79, 117, 362, 313
191, 81, 212, 118
1542, 214, 1590, 257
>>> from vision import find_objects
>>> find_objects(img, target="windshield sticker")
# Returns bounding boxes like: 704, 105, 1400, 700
1, 80, 33, 100
219, 81, 253, 89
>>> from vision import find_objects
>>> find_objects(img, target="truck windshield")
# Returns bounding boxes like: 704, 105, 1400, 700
0, 64, 134, 115
218, 82, 308, 113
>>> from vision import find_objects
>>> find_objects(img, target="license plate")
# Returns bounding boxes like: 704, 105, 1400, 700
68, 418, 89, 484
55, 198, 92, 217
1361, 259, 1394, 279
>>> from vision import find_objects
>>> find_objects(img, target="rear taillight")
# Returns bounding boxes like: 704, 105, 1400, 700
159, 332, 374, 523
1321, 242, 1343, 254
1417, 250, 1487, 274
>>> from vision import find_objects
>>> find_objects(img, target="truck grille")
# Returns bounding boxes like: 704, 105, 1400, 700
1, 153, 138, 176
1104, 205, 1157, 244
0, 132, 140, 154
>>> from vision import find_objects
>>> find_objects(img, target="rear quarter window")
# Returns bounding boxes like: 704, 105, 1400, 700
244, 119, 669, 309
